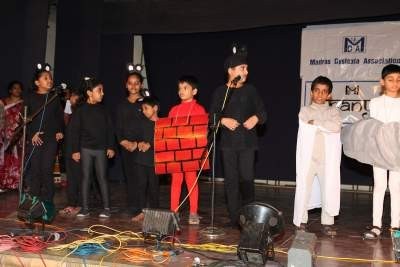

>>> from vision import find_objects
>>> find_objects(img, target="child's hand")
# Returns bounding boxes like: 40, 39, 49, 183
56, 132, 64, 141
72, 152, 80, 162
107, 149, 115, 158
32, 132, 44, 146
138, 142, 150, 152
121, 140, 137, 152
243, 115, 259, 130
221, 118, 240, 131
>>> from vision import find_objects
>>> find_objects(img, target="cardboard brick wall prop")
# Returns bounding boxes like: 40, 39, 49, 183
155, 114, 210, 174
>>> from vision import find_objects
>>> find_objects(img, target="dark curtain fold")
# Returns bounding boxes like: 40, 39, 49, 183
54, 0, 103, 89
99, 34, 134, 181
0, 0, 49, 96
102, 1, 400, 34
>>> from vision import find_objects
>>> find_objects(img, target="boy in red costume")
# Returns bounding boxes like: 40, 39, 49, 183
168, 75, 206, 224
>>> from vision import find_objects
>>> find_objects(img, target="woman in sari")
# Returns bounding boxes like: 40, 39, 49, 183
0, 81, 24, 192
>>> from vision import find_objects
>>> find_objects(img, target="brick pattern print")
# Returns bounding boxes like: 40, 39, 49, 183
154, 114, 210, 174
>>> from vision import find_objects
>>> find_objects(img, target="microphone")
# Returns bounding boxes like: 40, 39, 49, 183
231, 75, 241, 85
51, 83, 67, 92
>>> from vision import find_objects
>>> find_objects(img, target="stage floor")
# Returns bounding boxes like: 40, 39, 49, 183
0, 181, 398, 266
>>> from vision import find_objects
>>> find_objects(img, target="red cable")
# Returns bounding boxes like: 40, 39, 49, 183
14, 236, 48, 252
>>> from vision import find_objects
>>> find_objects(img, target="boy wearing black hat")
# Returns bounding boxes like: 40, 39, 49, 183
209, 46, 267, 227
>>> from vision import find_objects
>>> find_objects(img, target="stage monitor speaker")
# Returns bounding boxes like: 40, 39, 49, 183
237, 202, 285, 265
142, 208, 180, 240
287, 231, 316, 267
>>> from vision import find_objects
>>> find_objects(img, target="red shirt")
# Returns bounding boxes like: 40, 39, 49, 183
168, 99, 206, 118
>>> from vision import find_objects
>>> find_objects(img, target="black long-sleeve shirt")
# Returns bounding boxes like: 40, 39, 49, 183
115, 99, 146, 143
134, 118, 155, 167
209, 83, 267, 150
25, 91, 64, 142
70, 103, 115, 153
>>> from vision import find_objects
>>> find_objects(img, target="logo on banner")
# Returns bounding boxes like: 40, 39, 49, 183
343, 36, 366, 53
345, 85, 360, 95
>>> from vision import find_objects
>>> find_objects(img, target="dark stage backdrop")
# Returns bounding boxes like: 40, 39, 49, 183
3, 0, 387, 184
142, 27, 302, 182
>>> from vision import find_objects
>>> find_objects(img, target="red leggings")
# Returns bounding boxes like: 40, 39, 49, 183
170, 171, 198, 214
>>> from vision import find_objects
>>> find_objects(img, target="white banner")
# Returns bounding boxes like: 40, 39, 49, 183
300, 21, 400, 124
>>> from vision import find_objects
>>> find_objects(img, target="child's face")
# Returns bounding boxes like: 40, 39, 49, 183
228, 64, 248, 85
69, 94, 79, 106
35, 72, 53, 92
311, 83, 331, 104
178, 82, 197, 102
142, 103, 157, 120
126, 75, 142, 96
87, 85, 104, 103
381, 72, 400, 96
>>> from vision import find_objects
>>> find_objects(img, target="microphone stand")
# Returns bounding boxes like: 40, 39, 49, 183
201, 80, 237, 239
18, 106, 28, 201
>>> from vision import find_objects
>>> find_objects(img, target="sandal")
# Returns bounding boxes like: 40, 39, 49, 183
322, 225, 337, 237
59, 206, 81, 217
363, 226, 381, 240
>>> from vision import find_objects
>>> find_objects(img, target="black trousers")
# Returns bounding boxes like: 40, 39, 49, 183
133, 163, 159, 211
27, 140, 58, 202
80, 148, 109, 210
221, 149, 255, 224
121, 150, 140, 214
65, 157, 81, 207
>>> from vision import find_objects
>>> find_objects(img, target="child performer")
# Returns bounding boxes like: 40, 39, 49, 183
71, 77, 115, 218
130, 96, 160, 221
363, 64, 400, 239
59, 90, 84, 217
168, 75, 206, 224
116, 69, 147, 221
25, 64, 64, 205
293, 76, 342, 236
209, 46, 266, 227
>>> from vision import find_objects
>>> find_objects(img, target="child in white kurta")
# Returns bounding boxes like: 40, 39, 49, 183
363, 64, 400, 239
293, 76, 342, 236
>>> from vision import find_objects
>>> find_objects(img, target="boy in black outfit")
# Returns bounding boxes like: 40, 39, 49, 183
209, 45, 267, 227
131, 96, 160, 222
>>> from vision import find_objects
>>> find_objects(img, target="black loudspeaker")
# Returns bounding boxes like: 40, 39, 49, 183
288, 231, 316, 267
238, 202, 285, 265
142, 208, 180, 240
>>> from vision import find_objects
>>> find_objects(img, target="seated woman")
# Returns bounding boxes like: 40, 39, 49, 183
0, 81, 24, 192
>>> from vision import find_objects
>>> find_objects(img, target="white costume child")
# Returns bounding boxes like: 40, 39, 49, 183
293, 102, 342, 228
369, 94, 400, 230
